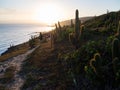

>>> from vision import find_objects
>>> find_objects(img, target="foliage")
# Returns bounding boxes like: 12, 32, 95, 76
22, 73, 37, 89
0, 66, 15, 84
29, 35, 36, 49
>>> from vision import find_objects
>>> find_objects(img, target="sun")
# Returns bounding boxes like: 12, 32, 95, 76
34, 3, 61, 25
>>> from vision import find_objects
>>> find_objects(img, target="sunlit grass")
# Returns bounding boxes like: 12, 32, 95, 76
0, 44, 29, 62
0, 38, 40, 62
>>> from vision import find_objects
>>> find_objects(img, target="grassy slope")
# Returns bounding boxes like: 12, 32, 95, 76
0, 38, 40, 90
20, 40, 74, 90
0, 38, 40, 62
20, 11, 120, 89
84, 11, 120, 31
0, 10, 119, 90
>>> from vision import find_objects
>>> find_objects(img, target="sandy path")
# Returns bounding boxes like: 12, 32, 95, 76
0, 46, 39, 90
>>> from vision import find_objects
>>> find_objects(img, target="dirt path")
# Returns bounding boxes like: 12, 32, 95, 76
0, 46, 39, 90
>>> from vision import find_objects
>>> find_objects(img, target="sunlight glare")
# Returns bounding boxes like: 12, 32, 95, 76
34, 3, 61, 25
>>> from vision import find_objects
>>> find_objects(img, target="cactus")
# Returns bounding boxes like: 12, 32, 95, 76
117, 21, 120, 35
115, 21, 120, 39
79, 25, 84, 39
58, 21, 61, 32
75, 9, 80, 40
55, 23, 58, 34
112, 57, 120, 74
69, 9, 82, 49
39, 32, 43, 40
112, 38, 120, 75
55, 22, 62, 39
112, 38, 120, 59
55, 24, 58, 30
50, 33, 55, 48
90, 53, 102, 75
69, 33, 76, 46
55, 24, 58, 37
71, 19, 74, 27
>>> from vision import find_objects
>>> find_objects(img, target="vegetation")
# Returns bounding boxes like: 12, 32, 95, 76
0, 9, 120, 90
39, 32, 43, 41
0, 66, 15, 90
29, 36, 36, 49
0, 43, 29, 62
21, 10, 120, 89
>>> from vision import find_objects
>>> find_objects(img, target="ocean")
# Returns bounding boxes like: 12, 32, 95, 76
0, 24, 54, 55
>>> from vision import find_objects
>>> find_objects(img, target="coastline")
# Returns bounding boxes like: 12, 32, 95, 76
0, 31, 51, 62
0, 24, 55, 56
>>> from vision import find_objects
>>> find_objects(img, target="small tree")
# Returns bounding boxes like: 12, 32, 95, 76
29, 36, 36, 49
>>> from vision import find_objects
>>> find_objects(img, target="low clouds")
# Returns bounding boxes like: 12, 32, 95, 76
0, 7, 34, 23
0, 8, 16, 15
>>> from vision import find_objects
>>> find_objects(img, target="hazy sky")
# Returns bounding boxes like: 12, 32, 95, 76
0, 0, 120, 24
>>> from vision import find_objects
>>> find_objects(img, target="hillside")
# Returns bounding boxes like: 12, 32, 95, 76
0, 10, 120, 90
19, 10, 120, 90
60, 16, 93, 27
84, 10, 120, 32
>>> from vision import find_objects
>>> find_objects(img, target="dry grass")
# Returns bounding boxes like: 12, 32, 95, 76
21, 40, 74, 89
0, 38, 40, 62
0, 66, 16, 84
0, 44, 29, 62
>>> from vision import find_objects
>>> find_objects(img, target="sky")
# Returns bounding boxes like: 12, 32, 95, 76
0, 0, 120, 24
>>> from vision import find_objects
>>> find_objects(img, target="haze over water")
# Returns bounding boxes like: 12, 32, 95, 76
0, 24, 54, 55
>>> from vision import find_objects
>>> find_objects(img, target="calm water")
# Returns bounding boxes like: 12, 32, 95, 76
0, 24, 54, 55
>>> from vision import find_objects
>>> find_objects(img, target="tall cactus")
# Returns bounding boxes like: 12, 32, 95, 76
69, 9, 82, 49
112, 38, 120, 59
75, 9, 80, 40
